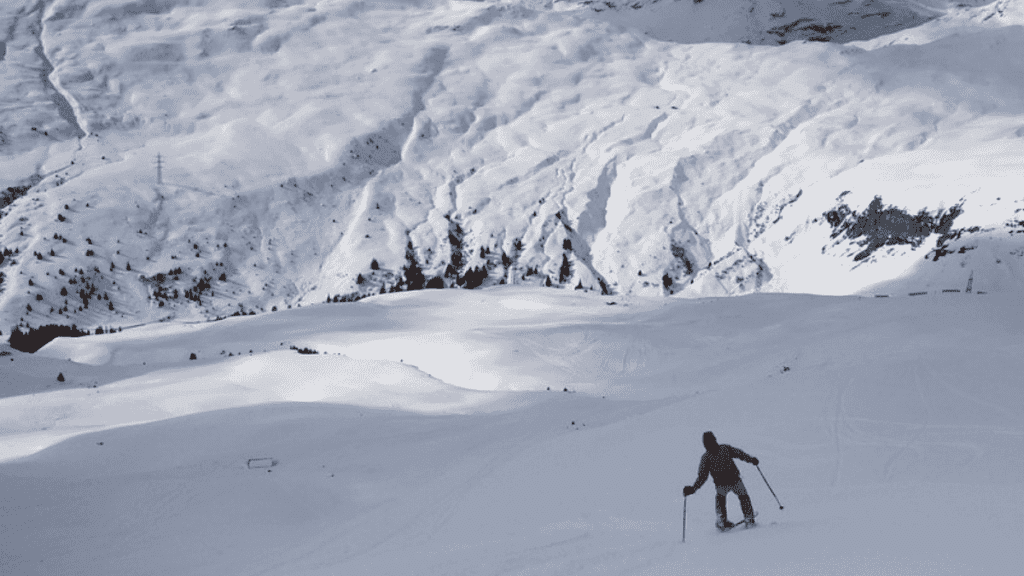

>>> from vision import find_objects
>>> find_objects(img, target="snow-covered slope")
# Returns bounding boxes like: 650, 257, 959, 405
1, 0, 1023, 333
1, 287, 1021, 574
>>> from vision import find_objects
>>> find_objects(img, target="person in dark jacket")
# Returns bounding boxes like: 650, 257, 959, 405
683, 431, 759, 529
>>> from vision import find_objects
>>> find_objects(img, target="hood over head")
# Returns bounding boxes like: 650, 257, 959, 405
702, 431, 718, 451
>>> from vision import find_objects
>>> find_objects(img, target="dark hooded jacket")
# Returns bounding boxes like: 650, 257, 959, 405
692, 432, 756, 489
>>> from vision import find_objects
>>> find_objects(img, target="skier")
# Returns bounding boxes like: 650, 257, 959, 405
683, 431, 759, 530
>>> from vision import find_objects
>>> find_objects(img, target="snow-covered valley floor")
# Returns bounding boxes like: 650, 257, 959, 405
1, 286, 1021, 575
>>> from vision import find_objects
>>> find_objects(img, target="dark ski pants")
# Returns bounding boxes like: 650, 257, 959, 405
715, 479, 754, 522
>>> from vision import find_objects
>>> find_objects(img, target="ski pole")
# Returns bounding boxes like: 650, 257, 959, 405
757, 465, 784, 510
682, 494, 687, 543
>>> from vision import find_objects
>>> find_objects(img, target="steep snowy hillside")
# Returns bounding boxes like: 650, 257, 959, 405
1, 0, 1023, 334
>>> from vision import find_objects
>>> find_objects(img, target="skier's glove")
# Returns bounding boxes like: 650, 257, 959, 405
683, 485, 695, 496
751, 457, 759, 466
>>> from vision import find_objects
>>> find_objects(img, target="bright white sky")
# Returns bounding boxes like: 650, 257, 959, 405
1, 286, 1022, 574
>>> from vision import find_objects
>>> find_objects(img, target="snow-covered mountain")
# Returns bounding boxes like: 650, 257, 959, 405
1, 0, 1023, 334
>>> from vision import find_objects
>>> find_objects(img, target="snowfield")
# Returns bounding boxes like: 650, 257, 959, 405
1, 287, 1022, 574
1, 1, 1023, 573
1, 0, 1024, 331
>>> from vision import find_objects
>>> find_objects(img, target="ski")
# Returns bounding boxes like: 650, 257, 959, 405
717, 520, 754, 532
717, 513, 757, 532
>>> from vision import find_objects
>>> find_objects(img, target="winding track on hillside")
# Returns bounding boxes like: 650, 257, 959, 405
32, 0, 85, 140
829, 376, 848, 488
881, 362, 930, 481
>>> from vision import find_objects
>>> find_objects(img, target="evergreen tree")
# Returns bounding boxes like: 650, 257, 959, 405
559, 254, 572, 284
402, 242, 425, 290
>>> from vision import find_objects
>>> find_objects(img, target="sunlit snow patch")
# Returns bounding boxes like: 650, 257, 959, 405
0, 348, 513, 462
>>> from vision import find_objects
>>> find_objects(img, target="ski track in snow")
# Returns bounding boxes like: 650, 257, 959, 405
829, 376, 848, 488
881, 361, 930, 481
